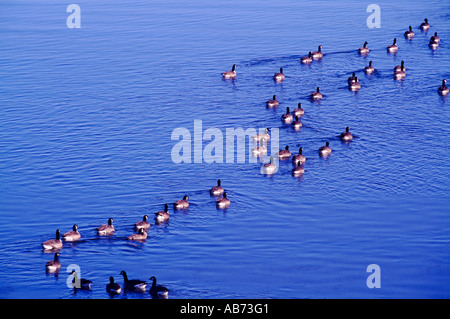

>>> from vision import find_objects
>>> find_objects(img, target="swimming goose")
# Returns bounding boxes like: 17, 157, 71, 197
120, 270, 147, 292
438, 79, 449, 97
311, 45, 323, 59
301, 52, 313, 64
293, 103, 304, 117
420, 18, 430, 31
155, 204, 170, 223
348, 77, 361, 91
387, 38, 398, 53
394, 65, 406, 80
210, 179, 224, 196
70, 270, 92, 290
216, 192, 231, 209
292, 162, 305, 176
291, 116, 303, 130
429, 36, 439, 49
174, 195, 189, 210
127, 228, 148, 241
292, 147, 306, 165
358, 41, 369, 55
134, 215, 151, 230
273, 67, 285, 82
252, 128, 270, 142
310, 87, 322, 100
432, 32, 440, 43
364, 61, 375, 74
281, 107, 293, 124
266, 95, 279, 108
319, 141, 332, 157
42, 229, 63, 250
394, 61, 406, 73
340, 127, 353, 142
63, 224, 81, 242
262, 156, 277, 175
222, 64, 236, 79
97, 218, 115, 235
278, 145, 292, 159
252, 138, 268, 156
45, 253, 61, 272
106, 276, 121, 295
347, 72, 357, 85
149, 276, 169, 298
404, 26, 415, 39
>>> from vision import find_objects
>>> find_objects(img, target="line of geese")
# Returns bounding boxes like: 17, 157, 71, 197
223, 18, 448, 176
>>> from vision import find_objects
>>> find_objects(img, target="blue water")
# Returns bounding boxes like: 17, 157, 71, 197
0, 0, 449, 298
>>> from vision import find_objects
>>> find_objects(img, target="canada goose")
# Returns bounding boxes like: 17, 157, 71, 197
291, 116, 303, 130
210, 179, 224, 196
394, 61, 406, 73
292, 147, 306, 165
63, 224, 81, 242
42, 229, 63, 250
155, 204, 170, 223
70, 270, 92, 290
292, 162, 305, 176
387, 38, 398, 53
301, 52, 313, 64
127, 228, 148, 241
120, 270, 147, 292
404, 26, 415, 39
45, 253, 61, 272
106, 276, 121, 295
364, 61, 375, 74
319, 141, 332, 157
310, 87, 322, 100
273, 67, 285, 82
262, 156, 277, 175
266, 95, 279, 108
429, 36, 439, 49
311, 45, 323, 59
281, 107, 293, 124
340, 127, 353, 142
394, 65, 406, 80
432, 32, 440, 43
347, 72, 357, 85
216, 192, 231, 209
348, 77, 361, 91
438, 79, 449, 96
420, 18, 430, 31
252, 128, 270, 141
134, 215, 150, 230
358, 41, 369, 55
97, 218, 114, 235
149, 276, 169, 298
174, 195, 189, 210
293, 103, 304, 117
252, 138, 268, 156
278, 145, 292, 159
222, 64, 236, 79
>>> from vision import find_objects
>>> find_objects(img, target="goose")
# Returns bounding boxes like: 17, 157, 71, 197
210, 179, 224, 196
127, 228, 148, 241
319, 141, 332, 157
404, 26, 415, 39
42, 229, 63, 250
438, 79, 449, 97
348, 77, 361, 91
311, 45, 323, 59
63, 224, 81, 242
420, 18, 430, 31
364, 61, 375, 74
291, 116, 303, 130
358, 41, 369, 55
174, 195, 189, 210
120, 270, 147, 292
216, 192, 231, 209
340, 126, 353, 142
394, 61, 406, 73
262, 156, 277, 175
106, 276, 121, 295
278, 145, 292, 159
292, 162, 305, 176
432, 32, 440, 43
70, 270, 92, 290
394, 65, 406, 80
273, 67, 285, 82
301, 52, 313, 64
149, 276, 169, 298
252, 139, 268, 156
310, 87, 322, 100
97, 218, 114, 235
387, 38, 398, 53
252, 128, 270, 142
155, 204, 170, 223
281, 107, 293, 124
429, 36, 439, 49
266, 95, 279, 108
292, 147, 306, 165
45, 253, 61, 272
134, 215, 151, 230
293, 103, 304, 117
347, 72, 357, 85
222, 64, 236, 79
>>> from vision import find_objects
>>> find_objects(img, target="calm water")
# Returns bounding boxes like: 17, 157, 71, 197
0, 0, 449, 299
